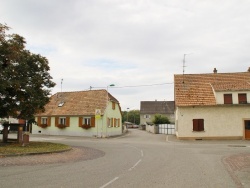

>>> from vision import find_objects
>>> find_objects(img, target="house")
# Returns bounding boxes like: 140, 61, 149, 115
32, 90, 122, 137
140, 101, 175, 125
174, 68, 250, 140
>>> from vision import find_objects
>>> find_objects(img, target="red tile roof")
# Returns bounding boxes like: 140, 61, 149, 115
174, 72, 250, 106
36, 90, 119, 116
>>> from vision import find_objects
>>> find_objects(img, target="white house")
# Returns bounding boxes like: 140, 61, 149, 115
32, 90, 122, 137
174, 69, 250, 140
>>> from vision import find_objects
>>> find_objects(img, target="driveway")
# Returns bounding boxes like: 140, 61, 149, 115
0, 130, 250, 188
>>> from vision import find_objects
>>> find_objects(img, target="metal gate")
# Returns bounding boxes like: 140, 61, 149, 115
159, 124, 175, 135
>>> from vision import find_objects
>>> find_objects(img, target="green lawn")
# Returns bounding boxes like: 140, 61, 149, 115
0, 141, 71, 155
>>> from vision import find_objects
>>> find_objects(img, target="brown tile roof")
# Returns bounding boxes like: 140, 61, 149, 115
36, 90, 119, 116
174, 72, 250, 106
140, 101, 175, 114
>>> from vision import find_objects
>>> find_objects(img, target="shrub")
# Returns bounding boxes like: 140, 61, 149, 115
153, 114, 170, 124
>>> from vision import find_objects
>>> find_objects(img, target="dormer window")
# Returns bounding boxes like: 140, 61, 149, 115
224, 94, 232, 104
238, 93, 247, 104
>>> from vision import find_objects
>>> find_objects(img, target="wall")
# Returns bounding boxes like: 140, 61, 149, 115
175, 105, 250, 140
146, 124, 159, 134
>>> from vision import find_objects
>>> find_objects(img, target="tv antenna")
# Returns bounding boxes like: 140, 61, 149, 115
61, 79, 63, 92
182, 53, 192, 83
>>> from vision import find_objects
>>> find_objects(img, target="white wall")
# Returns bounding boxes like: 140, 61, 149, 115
175, 105, 250, 139
215, 91, 250, 104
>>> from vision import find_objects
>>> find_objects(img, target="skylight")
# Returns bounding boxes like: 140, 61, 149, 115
58, 102, 64, 107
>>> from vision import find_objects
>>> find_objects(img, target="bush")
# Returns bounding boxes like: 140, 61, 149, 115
153, 114, 170, 124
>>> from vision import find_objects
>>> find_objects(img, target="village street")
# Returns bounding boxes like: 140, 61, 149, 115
0, 129, 250, 188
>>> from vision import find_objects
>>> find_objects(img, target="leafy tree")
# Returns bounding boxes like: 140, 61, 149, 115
122, 110, 140, 125
0, 23, 55, 121
153, 114, 170, 124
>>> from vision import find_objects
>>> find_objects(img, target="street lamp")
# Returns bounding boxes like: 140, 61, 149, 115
127, 108, 129, 122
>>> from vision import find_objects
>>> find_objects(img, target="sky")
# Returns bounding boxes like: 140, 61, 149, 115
1, 0, 250, 110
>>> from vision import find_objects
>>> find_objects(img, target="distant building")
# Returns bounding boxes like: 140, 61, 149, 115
140, 101, 175, 125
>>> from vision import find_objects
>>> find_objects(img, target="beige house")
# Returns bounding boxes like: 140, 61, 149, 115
140, 101, 175, 125
174, 69, 250, 140
32, 90, 122, 137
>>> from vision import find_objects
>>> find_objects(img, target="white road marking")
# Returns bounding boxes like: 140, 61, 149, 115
100, 177, 119, 188
128, 159, 142, 171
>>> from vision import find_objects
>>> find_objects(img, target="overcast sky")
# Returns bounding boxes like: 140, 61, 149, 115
1, 0, 250, 110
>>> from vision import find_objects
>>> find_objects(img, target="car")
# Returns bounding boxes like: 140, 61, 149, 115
132, 124, 139, 128
0, 124, 10, 134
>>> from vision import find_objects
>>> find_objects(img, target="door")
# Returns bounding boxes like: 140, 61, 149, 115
245, 120, 250, 140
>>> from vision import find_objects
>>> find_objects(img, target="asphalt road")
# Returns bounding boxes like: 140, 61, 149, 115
1, 129, 250, 188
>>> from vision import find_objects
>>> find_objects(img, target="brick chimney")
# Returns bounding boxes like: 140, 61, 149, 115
213, 68, 217, 73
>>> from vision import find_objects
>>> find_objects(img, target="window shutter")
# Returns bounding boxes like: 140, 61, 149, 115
79, 117, 83, 127
193, 119, 199, 131
48, 117, 51, 126
118, 118, 120, 127
198, 119, 204, 131
66, 117, 70, 127
91, 117, 95, 127
238, 93, 247, 104
37, 117, 41, 126
114, 118, 117, 127
55, 117, 59, 127
112, 102, 115, 110
224, 94, 232, 104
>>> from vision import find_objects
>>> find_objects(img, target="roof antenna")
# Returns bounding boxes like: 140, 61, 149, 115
182, 53, 193, 83
61, 79, 63, 93
58, 79, 65, 107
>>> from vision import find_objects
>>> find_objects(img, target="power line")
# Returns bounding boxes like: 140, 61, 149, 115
90, 82, 173, 89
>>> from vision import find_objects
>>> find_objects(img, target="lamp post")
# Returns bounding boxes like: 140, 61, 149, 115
105, 84, 115, 137
127, 108, 129, 122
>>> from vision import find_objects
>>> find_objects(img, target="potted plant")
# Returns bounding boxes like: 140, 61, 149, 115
81, 124, 91, 129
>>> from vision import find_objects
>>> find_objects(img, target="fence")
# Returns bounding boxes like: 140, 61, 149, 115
159, 124, 175, 135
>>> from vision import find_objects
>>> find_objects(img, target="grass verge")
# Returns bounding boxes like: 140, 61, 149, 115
0, 141, 71, 156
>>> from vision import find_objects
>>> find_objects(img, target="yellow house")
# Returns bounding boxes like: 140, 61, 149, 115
174, 69, 250, 140
32, 90, 122, 137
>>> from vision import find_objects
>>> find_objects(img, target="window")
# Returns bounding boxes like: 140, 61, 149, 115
112, 102, 115, 110
224, 94, 232, 104
84, 117, 91, 125
193, 119, 204, 131
144, 115, 151, 119
41, 117, 47, 125
114, 118, 120, 127
59, 117, 66, 125
238, 93, 247, 104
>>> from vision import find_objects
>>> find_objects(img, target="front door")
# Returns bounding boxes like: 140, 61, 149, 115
245, 120, 250, 140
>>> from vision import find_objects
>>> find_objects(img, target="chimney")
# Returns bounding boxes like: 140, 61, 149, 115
213, 68, 217, 74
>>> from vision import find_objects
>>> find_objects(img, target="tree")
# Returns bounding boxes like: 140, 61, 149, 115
152, 114, 170, 124
0, 23, 55, 121
122, 110, 140, 125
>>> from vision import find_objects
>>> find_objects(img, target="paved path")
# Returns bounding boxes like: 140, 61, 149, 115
0, 130, 250, 188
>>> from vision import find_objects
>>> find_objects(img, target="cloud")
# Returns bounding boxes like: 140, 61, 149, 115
1, 0, 250, 110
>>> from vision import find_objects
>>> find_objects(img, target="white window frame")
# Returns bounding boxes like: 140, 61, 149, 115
84, 117, 91, 125
59, 117, 66, 125
41, 117, 47, 124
